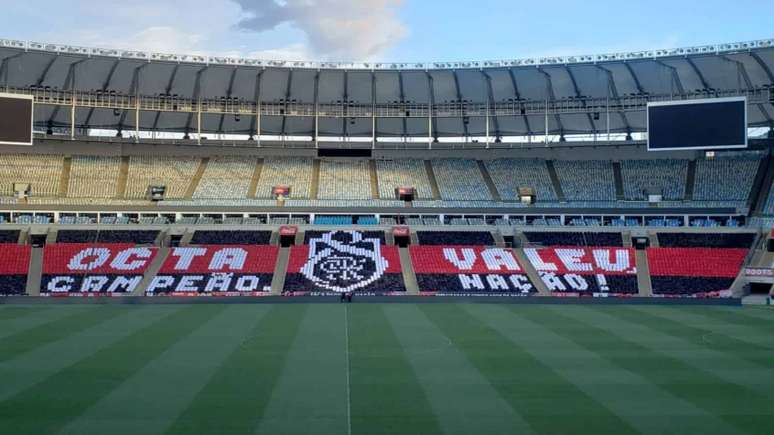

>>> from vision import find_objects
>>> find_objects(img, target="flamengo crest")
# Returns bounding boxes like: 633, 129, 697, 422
301, 231, 387, 293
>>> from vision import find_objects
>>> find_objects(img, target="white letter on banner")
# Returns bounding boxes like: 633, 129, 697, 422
458, 274, 485, 290
107, 276, 142, 293
443, 248, 477, 270
234, 275, 261, 292
486, 274, 509, 290
176, 275, 203, 292
147, 276, 175, 293
208, 248, 247, 271
541, 272, 566, 291
80, 276, 109, 292
47, 276, 74, 292
565, 274, 589, 291
556, 249, 593, 272
68, 248, 111, 271
170, 248, 207, 270
205, 273, 233, 292
524, 249, 557, 272
509, 275, 533, 292
593, 249, 634, 273
110, 248, 152, 271
481, 249, 521, 272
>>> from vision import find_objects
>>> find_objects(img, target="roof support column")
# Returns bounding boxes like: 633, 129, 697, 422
506, 68, 532, 138
1, 53, 24, 92
217, 67, 238, 134
654, 60, 685, 98
721, 55, 771, 123
426, 72, 436, 149
83, 58, 121, 129
249, 69, 264, 146
564, 66, 596, 133
537, 68, 563, 143
50, 58, 87, 136
397, 71, 407, 141
118, 63, 147, 136
280, 69, 293, 142
151, 64, 180, 133
451, 70, 469, 140
371, 71, 376, 149
342, 71, 349, 142
481, 71, 501, 146
313, 71, 320, 148
596, 65, 632, 138
183, 66, 208, 141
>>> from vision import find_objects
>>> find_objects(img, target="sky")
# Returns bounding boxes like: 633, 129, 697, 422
0, 0, 772, 63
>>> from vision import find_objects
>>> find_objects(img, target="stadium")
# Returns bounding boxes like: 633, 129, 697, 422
0, 5, 774, 433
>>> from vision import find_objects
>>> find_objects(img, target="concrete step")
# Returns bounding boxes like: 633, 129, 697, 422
612, 161, 624, 200
477, 160, 502, 201
369, 159, 380, 199
399, 247, 419, 294
133, 247, 170, 296
58, 156, 72, 197
424, 160, 441, 200
685, 160, 696, 200
545, 160, 566, 202
270, 247, 291, 295
115, 156, 130, 198
310, 160, 321, 200
25, 247, 44, 296
512, 248, 550, 295
634, 250, 653, 296
247, 158, 263, 198
184, 157, 209, 199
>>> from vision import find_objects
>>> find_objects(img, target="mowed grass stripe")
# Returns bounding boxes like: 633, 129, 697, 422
164, 305, 307, 435
627, 306, 774, 366
596, 307, 774, 397
385, 304, 535, 435
349, 305, 444, 435
0, 305, 223, 435
420, 304, 637, 435
718, 306, 774, 323
255, 305, 349, 435
58, 305, 272, 435
672, 307, 774, 346
504, 305, 744, 435
0, 307, 175, 401
0, 306, 51, 321
557, 306, 774, 435
0, 306, 91, 340
0, 306, 128, 363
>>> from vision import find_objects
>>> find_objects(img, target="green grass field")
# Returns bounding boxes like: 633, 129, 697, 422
0, 303, 772, 435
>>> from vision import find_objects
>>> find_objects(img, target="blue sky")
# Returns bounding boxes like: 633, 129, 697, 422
0, 0, 772, 62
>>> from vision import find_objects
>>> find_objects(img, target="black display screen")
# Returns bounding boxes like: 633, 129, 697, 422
647, 98, 746, 151
0, 95, 33, 145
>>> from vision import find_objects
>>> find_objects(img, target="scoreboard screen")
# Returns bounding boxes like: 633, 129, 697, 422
647, 97, 746, 151
0, 93, 33, 146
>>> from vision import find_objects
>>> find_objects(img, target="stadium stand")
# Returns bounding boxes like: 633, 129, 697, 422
411, 246, 536, 295
254, 157, 313, 198
431, 159, 492, 201
40, 243, 158, 294
318, 159, 372, 199
193, 156, 257, 199
148, 245, 278, 295
647, 247, 747, 296
524, 247, 639, 295
189, 230, 272, 245
554, 160, 616, 201
0, 154, 63, 197
692, 154, 761, 201
125, 156, 200, 199
523, 231, 624, 247
484, 159, 558, 201
621, 159, 688, 200
67, 156, 121, 198
375, 159, 434, 199
416, 231, 495, 246
656, 232, 755, 248
0, 245, 31, 295
285, 230, 405, 294
54, 230, 159, 244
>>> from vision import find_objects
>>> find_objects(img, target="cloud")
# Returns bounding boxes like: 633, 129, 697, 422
233, 0, 408, 61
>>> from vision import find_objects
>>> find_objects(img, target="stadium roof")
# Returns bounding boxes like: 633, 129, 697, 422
1, 38, 773, 138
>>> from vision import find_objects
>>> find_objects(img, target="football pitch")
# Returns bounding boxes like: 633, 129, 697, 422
0, 303, 772, 435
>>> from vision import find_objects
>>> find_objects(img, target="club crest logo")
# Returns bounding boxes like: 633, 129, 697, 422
301, 231, 387, 292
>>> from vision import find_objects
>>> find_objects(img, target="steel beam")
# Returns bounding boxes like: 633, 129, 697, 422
623, 62, 646, 94
249, 69, 264, 141
451, 70, 469, 138
183, 66, 208, 136
426, 71, 437, 144
481, 71, 501, 141
564, 66, 597, 133
279, 69, 293, 139
342, 70, 349, 139
655, 60, 686, 96
506, 68, 533, 136
35, 56, 59, 87
150, 64, 180, 133
722, 55, 772, 123
536, 67, 564, 136
217, 67, 239, 134
397, 71, 408, 140
83, 58, 121, 129
313, 70, 320, 147
685, 57, 715, 95
595, 65, 632, 134
118, 63, 147, 134
48, 59, 88, 129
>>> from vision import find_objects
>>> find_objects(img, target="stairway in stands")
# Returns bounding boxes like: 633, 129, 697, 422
115, 157, 130, 198
477, 160, 502, 201
545, 160, 566, 201
369, 160, 380, 199
612, 161, 625, 200
685, 160, 697, 200
184, 158, 209, 199
247, 159, 263, 198
424, 160, 442, 200
58, 157, 72, 197
310, 160, 321, 199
